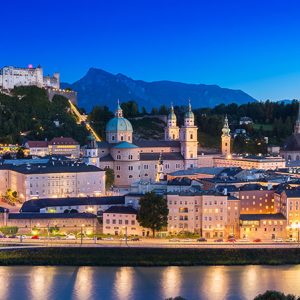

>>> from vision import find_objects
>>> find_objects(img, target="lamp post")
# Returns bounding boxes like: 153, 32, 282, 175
123, 226, 128, 246
81, 224, 85, 245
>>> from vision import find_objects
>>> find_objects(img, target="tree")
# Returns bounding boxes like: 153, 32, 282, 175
0, 226, 18, 236
105, 168, 114, 190
49, 226, 60, 235
137, 192, 169, 237
254, 290, 300, 300
3, 189, 18, 205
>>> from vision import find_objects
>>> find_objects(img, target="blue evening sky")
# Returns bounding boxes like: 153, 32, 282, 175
1, 0, 300, 101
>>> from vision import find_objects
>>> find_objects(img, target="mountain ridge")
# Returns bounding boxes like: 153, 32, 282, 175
61, 68, 257, 111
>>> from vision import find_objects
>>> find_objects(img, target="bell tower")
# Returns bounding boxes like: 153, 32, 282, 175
164, 104, 179, 141
221, 115, 231, 156
180, 100, 198, 169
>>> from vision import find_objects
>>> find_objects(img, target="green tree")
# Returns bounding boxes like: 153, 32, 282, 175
0, 226, 18, 235
254, 290, 299, 300
3, 189, 18, 205
105, 168, 115, 190
137, 192, 169, 237
49, 226, 60, 235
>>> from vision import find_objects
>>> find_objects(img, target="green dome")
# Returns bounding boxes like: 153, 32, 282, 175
113, 141, 138, 149
106, 117, 133, 132
185, 101, 194, 119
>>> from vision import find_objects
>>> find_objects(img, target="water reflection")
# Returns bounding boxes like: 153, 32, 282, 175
113, 267, 134, 300
73, 267, 94, 300
0, 267, 10, 299
2, 265, 300, 299
201, 266, 229, 300
161, 266, 182, 299
29, 267, 56, 300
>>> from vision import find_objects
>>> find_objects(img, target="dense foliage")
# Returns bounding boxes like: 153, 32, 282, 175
137, 192, 169, 237
254, 290, 300, 300
0, 86, 88, 145
88, 99, 298, 153
0, 226, 18, 235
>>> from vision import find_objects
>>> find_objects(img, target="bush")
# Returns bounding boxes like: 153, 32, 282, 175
0, 226, 18, 235
254, 290, 300, 300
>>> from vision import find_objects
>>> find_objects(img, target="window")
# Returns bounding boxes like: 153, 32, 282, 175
128, 155, 133, 160
128, 166, 133, 171
117, 155, 121, 160
112, 136, 115, 141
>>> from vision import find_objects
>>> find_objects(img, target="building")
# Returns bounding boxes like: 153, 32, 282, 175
167, 192, 229, 238
239, 184, 275, 214
0, 65, 59, 90
214, 155, 286, 170
221, 116, 231, 156
239, 117, 253, 125
25, 137, 80, 158
103, 206, 147, 236
84, 101, 198, 188
281, 103, 300, 161
0, 160, 105, 201
239, 213, 286, 240
1, 212, 98, 234
20, 196, 125, 214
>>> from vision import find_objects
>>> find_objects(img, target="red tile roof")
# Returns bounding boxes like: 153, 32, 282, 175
50, 137, 79, 145
26, 141, 48, 148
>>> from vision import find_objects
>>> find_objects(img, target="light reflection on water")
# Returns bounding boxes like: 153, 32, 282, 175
1, 265, 300, 300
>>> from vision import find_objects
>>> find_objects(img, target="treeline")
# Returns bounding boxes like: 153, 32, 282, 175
0, 86, 88, 145
88, 100, 298, 152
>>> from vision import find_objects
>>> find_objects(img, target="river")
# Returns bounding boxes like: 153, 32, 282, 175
0, 265, 299, 300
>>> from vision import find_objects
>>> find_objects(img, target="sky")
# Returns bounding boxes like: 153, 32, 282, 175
1, 0, 300, 101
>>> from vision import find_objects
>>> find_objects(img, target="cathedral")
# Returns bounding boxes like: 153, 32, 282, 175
85, 102, 199, 187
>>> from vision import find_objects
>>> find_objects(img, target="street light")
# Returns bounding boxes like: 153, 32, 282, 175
123, 226, 128, 246
81, 224, 85, 245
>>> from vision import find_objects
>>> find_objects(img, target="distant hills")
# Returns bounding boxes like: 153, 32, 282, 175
62, 68, 256, 111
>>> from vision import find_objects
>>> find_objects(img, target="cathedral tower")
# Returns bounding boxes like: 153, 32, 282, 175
221, 115, 231, 156
164, 104, 179, 141
180, 101, 198, 169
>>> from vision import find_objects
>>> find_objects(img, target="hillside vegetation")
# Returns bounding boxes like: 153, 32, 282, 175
0, 86, 88, 145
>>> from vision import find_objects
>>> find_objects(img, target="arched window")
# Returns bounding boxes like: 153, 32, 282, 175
121, 136, 124, 141
129, 175, 133, 178
297, 155, 300, 161
116, 175, 120, 178
190, 153, 193, 158
128, 155, 133, 160
190, 134, 193, 139
112, 135, 115, 141
173, 134, 175, 139
117, 155, 121, 160
288, 155, 292, 160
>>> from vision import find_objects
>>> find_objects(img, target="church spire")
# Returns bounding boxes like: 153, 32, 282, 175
115, 100, 123, 118
222, 115, 230, 136
294, 101, 300, 134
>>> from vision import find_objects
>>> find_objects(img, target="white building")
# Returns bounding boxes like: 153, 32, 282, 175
84, 101, 198, 188
0, 161, 105, 201
0, 65, 59, 90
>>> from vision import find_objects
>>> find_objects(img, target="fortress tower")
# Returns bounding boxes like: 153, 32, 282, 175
221, 115, 231, 156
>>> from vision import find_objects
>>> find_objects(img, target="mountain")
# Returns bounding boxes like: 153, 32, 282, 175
62, 68, 256, 111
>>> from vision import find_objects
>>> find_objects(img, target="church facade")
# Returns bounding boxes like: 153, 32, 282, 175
84, 102, 198, 187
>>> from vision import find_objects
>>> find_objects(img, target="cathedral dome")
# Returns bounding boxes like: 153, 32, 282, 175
106, 117, 133, 132
184, 101, 194, 119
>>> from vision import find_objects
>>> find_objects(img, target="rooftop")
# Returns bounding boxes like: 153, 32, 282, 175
134, 140, 181, 148
8, 213, 96, 220
21, 196, 125, 212
240, 213, 286, 221
104, 206, 137, 214
140, 152, 183, 161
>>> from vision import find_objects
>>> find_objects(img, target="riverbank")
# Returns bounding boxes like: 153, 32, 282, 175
1, 247, 300, 266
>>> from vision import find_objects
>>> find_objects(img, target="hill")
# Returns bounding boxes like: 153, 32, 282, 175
62, 68, 256, 111
0, 87, 88, 145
